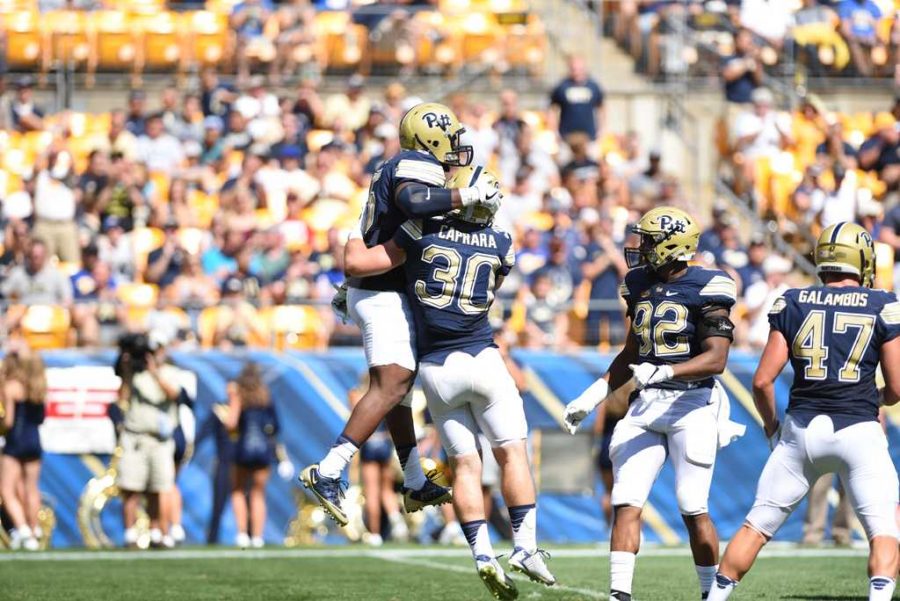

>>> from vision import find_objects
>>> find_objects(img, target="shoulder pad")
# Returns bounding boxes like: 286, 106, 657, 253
395, 158, 445, 187
880, 300, 900, 326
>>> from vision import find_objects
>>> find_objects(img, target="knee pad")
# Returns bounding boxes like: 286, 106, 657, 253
745, 503, 791, 539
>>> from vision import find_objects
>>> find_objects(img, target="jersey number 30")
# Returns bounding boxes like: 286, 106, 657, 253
415, 245, 500, 315
792, 311, 875, 382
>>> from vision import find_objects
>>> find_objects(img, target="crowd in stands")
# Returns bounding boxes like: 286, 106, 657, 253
1, 48, 855, 353
602, 0, 900, 82
0, 0, 545, 86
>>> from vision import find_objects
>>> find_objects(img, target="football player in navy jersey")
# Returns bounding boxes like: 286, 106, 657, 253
345, 166, 555, 601
709, 222, 900, 601
563, 207, 738, 601
301, 103, 502, 526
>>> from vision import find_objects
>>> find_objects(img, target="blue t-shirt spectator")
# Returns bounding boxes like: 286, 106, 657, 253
816, 140, 858, 160
837, 0, 882, 39
550, 78, 604, 141
232, 1, 274, 38
720, 54, 757, 104
202, 247, 238, 279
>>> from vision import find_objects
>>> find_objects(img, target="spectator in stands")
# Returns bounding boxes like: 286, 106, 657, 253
561, 133, 601, 188
0, 336, 47, 551
165, 254, 219, 309
159, 86, 181, 134
494, 89, 527, 155
199, 116, 226, 166
732, 87, 794, 196
698, 205, 737, 259
740, 0, 793, 51
32, 151, 80, 263
0, 220, 30, 279
223, 362, 282, 549
858, 112, 899, 190
200, 68, 237, 119
0, 75, 11, 131
76, 150, 109, 223
792, 0, 845, 76
230, 0, 276, 85
169, 94, 204, 144
837, 0, 885, 76
292, 77, 323, 129
223, 111, 253, 152
213, 276, 268, 348
274, 0, 319, 82
720, 28, 762, 106
97, 216, 134, 283
467, 103, 499, 166
878, 202, 900, 291
96, 152, 144, 232
125, 90, 147, 137
70, 247, 121, 347
323, 74, 371, 131
820, 163, 863, 227
202, 229, 245, 282
549, 55, 605, 148
137, 113, 185, 176
735, 234, 767, 296
9, 76, 43, 133
522, 272, 572, 350
146, 219, 187, 289
816, 118, 857, 169
2, 238, 72, 313
105, 109, 138, 161
744, 254, 793, 347
581, 214, 628, 346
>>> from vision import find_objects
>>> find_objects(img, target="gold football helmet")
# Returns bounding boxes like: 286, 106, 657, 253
399, 102, 473, 167
815, 222, 876, 287
446, 165, 500, 225
625, 207, 700, 270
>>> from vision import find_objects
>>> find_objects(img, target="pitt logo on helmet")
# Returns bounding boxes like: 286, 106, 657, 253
815, 222, 876, 287
423, 112, 452, 131
625, 207, 700, 270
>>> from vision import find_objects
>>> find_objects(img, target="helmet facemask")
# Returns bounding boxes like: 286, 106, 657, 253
442, 127, 473, 167
624, 232, 659, 269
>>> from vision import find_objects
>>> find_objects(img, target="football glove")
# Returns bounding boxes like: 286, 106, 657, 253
563, 378, 610, 435
629, 363, 674, 390
331, 282, 349, 324
458, 180, 502, 213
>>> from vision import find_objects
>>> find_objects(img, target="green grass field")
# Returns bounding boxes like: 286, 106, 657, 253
0, 545, 882, 600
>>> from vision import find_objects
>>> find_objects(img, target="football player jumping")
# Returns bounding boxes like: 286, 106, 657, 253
300, 103, 501, 526
344, 166, 555, 601
708, 223, 900, 601
564, 207, 738, 601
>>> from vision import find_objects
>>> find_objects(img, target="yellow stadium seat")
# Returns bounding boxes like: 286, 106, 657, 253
183, 10, 228, 68
134, 11, 182, 71
92, 10, 140, 72
197, 305, 268, 348
43, 9, 92, 73
117, 282, 159, 308
3, 10, 41, 69
186, 190, 219, 229
259, 305, 325, 350
314, 12, 366, 70
131, 227, 164, 281
453, 13, 501, 62
0, 1, 37, 14
205, 0, 241, 13
501, 15, 545, 73
874, 242, 894, 291
18, 305, 71, 350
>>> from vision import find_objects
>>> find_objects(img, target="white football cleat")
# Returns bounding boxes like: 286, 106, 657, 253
508, 547, 556, 586
475, 556, 518, 600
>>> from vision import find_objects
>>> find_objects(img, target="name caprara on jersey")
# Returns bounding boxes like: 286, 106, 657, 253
392, 217, 514, 364
350, 150, 446, 292
769, 286, 900, 429
619, 265, 737, 389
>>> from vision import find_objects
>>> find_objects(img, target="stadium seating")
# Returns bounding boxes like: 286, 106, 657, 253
17, 305, 71, 350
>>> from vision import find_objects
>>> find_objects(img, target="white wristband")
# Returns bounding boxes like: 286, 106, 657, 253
458, 186, 479, 207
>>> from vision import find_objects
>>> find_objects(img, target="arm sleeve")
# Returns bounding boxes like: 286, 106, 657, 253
395, 183, 454, 218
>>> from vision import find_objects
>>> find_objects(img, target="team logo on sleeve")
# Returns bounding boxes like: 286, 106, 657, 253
424, 112, 452, 131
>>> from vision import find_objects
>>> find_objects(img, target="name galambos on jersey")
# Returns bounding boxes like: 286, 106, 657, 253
797, 289, 869, 307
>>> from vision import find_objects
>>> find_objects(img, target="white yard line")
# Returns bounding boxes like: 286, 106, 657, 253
377, 554, 606, 600
0, 544, 870, 563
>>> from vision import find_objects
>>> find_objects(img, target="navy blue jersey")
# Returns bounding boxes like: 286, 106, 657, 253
350, 150, 446, 292
620, 265, 737, 390
394, 217, 515, 364
234, 405, 279, 468
769, 286, 900, 430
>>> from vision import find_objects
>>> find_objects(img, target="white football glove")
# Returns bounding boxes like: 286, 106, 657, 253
277, 459, 295, 480
766, 421, 782, 451
331, 282, 349, 324
458, 180, 502, 213
563, 378, 610, 435
628, 363, 674, 391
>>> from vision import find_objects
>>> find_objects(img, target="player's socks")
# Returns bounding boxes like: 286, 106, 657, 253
396, 443, 427, 490
508, 503, 537, 552
696, 564, 717, 599
705, 573, 738, 601
869, 576, 896, 601
318, 433, 359, 479
609, 551, 636, 599
461, 519, 493, 559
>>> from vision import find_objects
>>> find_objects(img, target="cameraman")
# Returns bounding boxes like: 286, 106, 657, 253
114, 333, 181, 549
